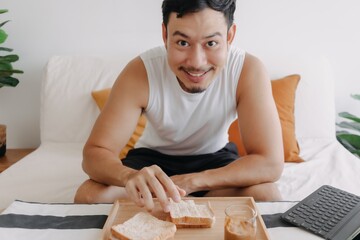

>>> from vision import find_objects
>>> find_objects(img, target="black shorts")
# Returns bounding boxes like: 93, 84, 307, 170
121, 142, 239, 197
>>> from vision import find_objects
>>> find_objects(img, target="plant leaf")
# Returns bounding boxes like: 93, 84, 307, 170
0, 69, 24, 78
350, 149, 360, 155
346, 148, 360, 158
0, 61, 12, 71
336, 133, 360, 149
0, 54, 19, 62
0, 47, 13, 52
338, 112, 360, 123
336, 130, 350, 135
0, 20, 10, 28
12, 69, 24, 74
337, 121, 360, 132
0, 29, 8, 44
0, 76, 19, 87
353, 152, 360, 158
351, 94, 360, 101
337, 136, 357, 152
0, 10, 8, 14
336, 134, 356, 151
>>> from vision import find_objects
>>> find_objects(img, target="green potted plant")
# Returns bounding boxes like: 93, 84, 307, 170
336, 94, 360, 158
0, 9, 23, 156
0, 9, 23, 88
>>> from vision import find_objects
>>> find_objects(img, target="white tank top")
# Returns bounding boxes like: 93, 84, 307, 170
135, 46, 245, 155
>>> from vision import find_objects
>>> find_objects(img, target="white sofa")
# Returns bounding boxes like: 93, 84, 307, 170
0, 52, 359, 212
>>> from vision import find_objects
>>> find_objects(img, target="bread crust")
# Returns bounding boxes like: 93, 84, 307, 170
111, 228, 176, 240
169, 200, 216, 228
110, 229, 130, 240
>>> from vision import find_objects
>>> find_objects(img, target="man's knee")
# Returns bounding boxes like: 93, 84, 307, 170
74, 179, 98, 204
247, 182, 282, 201
204, 182, 282, 201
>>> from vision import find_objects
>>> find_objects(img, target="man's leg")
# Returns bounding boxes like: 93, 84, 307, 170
204, 182, 282, 201
74, 179, 128, 204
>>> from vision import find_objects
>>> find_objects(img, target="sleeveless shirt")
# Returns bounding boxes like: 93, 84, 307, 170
135, 46, 245, 155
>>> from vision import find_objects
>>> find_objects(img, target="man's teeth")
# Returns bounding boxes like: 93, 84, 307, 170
188, 72, 205, 77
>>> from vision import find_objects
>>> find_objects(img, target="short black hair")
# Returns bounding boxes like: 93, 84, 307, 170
162, 0, 236, 30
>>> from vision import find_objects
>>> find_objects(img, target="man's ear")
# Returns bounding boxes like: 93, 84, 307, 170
162, 23, 168, 49
227, 24, 236, 45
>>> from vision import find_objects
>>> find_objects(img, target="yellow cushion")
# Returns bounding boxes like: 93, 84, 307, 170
228, 74, 304, 162
91, 89, 146, 159
91, 88, 111, 110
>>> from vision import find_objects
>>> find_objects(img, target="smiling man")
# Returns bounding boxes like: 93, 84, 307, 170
75, 0, 284, 213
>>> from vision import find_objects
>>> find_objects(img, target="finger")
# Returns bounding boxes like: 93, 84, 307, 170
140, 165, 176, 211
156, 171, 181, 203
137, 192, 145, 206
176, 185, 187, 197
137, 183, 155, 211
147, 176, 171, 212
125, 182, 145, 207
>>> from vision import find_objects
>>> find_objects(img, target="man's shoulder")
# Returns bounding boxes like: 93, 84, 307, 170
229, 46, 246, 57
228, 47, 266, 74
229, 45, 245, 53
226, 46, 246, 68
139, 46, 170, 79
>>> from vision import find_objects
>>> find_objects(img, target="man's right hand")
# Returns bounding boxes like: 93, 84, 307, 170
124, 165, 186, 212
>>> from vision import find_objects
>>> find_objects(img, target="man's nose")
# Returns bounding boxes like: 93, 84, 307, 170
187, 45, 207, 69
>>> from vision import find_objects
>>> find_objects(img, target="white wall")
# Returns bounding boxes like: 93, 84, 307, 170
1, 0, 360, 148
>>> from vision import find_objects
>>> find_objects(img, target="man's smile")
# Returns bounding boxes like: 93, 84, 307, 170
179, 67, 213, 82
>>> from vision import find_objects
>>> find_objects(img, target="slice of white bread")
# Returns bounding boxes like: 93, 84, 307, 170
168, 199, 215, 228
111, 212, 176, 240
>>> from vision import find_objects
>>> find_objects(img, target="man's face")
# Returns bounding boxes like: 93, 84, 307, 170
162, 8, 236, 93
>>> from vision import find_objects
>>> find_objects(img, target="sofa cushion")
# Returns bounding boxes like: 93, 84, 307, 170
40, 56, 126, 143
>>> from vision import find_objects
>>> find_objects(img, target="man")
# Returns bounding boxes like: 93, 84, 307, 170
75, 0, 284, 213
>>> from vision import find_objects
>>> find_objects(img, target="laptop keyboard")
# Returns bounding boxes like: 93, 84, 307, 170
281, 185, 360, 239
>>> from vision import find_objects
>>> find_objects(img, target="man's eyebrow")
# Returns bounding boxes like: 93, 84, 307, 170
172, 31, 189, 39
172, 31, 222, 39
204, 32, 222, 39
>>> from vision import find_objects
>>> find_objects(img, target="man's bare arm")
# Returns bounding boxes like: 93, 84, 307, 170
82, 57, 148, 187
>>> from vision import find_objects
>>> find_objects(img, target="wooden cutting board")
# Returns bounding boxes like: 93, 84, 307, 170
102, 197, 270, 240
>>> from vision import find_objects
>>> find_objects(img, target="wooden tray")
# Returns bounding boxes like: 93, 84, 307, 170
102, 197, 270, 240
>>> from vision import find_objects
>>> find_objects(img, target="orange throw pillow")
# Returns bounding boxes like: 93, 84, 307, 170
228, 74, 304, 162
91, 89, 146, 159
91, 88, 111, 110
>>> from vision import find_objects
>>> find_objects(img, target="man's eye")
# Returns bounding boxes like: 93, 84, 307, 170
177, 40, 189, 47
206, 41, 218, 47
